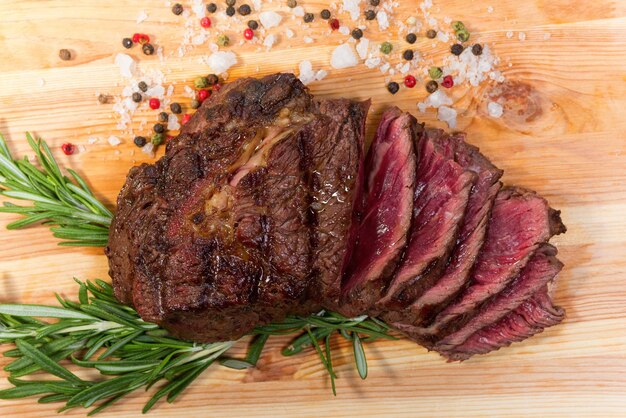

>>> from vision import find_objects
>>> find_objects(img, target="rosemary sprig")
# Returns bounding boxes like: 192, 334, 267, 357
0, 133, 112, 247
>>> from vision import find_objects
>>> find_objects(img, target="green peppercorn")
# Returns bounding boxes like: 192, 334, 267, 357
138, 81, 148, 92
238, 4, 251, 15
380, 41, 393, 54
226, 6, 235, 16
142, 43, 155, 55
403, 49, 414, 61
134, 136, 147, 147
352, 28, 363, 40
365, 9, 376, 20
248, 19, 258, 29
151, 133, 164, 146
426, 29, 437, 39
207, 74, 219, 85
451, 43, 464, 56
195, 77, 209, 89
287, 0, 297, 7
457, 30, 470, 42
59, 49, 71, 61
207, 3, 217, 13
172, 3, 183, 15
303, 12, 314, 23
153, 123, 165, 134
471, 43, 483, 56
190, 99, 201, 109
406, 33, 417, 44
131, 92, 142, 103
170, 103, 182, 114
428, 66, 442, 79
217, 34, 230, 47
426, 80, 438, 93
451, 21, 466, 32
320, 9, 331, 19
370, 0, 380, 5
387, 82, 400, 94
226, 0, 236, 5
122, 38, 133, 49
158, 112, 169, 122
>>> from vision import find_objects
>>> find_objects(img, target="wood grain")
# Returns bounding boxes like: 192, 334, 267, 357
0, 0, 625, 416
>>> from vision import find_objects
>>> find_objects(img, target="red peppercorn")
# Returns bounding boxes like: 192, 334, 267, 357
404, 75, 417, 88
213, 83, 222, 91
442, 75, 454, 88
200, 17, 212, 28
181, 114, 192, 125
132, 33, 150, 44
61, 143, 75, 155
243, 28, 254, 40
149, 98, 161, 109
329, 18, 340, 30
197, 89, 210, 102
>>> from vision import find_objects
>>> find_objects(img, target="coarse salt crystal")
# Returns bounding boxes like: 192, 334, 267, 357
259, 11, 282, 28
298, 60, 316, 85
330, 43, 359, 69
168, 113, 181, 130
146, 85, 165, 99
400, 62, 410, 74
406, 16, 417, 25
303, 36, 314, 43
141, 142, 155, 155
377, 11, 390, 30
487, 101, 503, 118
87, 137, 99, 144
342, 0, 362, 21
518, 32, 526, 41
207, 51, 238, 74
114, 53, 136, 78
364, 56, 381, 68
108, 136, 122, 146
184, 85, 196, 98
37, 78, 45, 87
292, 6, 305, 17
379, 63, 390, 73
252, 0, 262, 11
487, 6, 494, 13
315, 69, 328, 81
166, 85, 174, 97
136, 10, 148, 24
436, 31, 449, 43
263, 34, 277, 49
192, 0, 205, 17
77, 145, 86, 154
339, 26, 350, 35
356, 37, 369, 59
437, 106, 457, 128
285, 28, 295, 38
506, 31, 514, 39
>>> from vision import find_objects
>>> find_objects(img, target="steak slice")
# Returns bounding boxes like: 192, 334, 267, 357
339, 107, 417, 316
377, 128, 476, 313
444, 286, 565, 361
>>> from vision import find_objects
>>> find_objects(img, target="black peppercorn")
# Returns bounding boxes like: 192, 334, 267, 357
172, 3, 183, 15
303, 13, 314, 23
471, 43, 483, 56
406, 33, 417, 44
134, 136, 147, 147
190, 99, 201, 109
238, 4, 251, 15
287, 0, 297, 7
403, 49, 414, 61
207, 73, 219, 85
320, 9, 331, 19
170, 103, 182, 114
426, 80, 438, 93
426, 29, 437, 39
122, 38, 133, 49
59, 49, 71, 61
138, 81, 148, 92
226, 6, 235, 16
365, 10, 376, 20
226, 0, 236, 5
370, 0, 380, 5
153, 123, 165, 134
158, 112, 168, 122
142, 43, 155, 55
207, 3, 217, 13
247, 19, 258, 29
97, 94, 109, 104
451, 43, 464, 56
192, 212, 205, 224
351, 28, 363, 40
131, 92, 142, 103
387, 82, 400, 94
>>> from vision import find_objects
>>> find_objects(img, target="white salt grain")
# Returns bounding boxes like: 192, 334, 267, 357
114, 54, 136, 78
487, 6, 494, 13
141, 142, 155, 156
437, 106, 457, 128
87, 137, 99, 144
330, 44, 359, 69
518, 32, 526, 41
303, 36, 314, 44
167, 113, 181, 130
263, 34, 277, 49
207, 51, 238, 74
377, 11, 390, 30
342, 0, 362, 21
136, 10, 148, 24
291, 6, 305, 17
298, 60, 316, 85
506, 31, 514, 39
315, 69, 328, 81
192, 0, 205, 17
285, 28, 295, 38
259, 11, 282, 28
487, 101, 503, 118
356, 37, 369, 59
107, 136, 122, 146
364, 56, 381, 68
339, 25, 350, 35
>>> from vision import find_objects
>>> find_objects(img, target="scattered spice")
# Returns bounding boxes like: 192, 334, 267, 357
61, 143, 75, 155
426, 80, 438, 93
97, 94, 109, 104
132, 33, 150, 44
238, 4, 251, 15
406, 33, 417, 44
457, 30, 470, 42
451, 43, 464, 56
131, 92, 142, 103
226, 6, 236, 16
370, 0, 380, 5
158, 112, 169, 122
320, 9, 331, 20
426, 29, 437, 39
471, 43, 483, 56
404, 75, 416, 88
172, 3, 183, 15
247, 19, 258, 29
226, 0, 236, 6
387, 82, 400, 94
133, 136, 147, 147
190, 99, 201, 109
149, 98, 161, 109
351, 28, 363, 40
217, 34, 230, 47
142, 43, 155, 55
195, 77, 209, 88
451, 21, 466, 32
122, 38, 133, 49
198, 89, 210, 102
403, 49, 414, 61
138, 81, 148, 92
287, 0, 297, 8
365, 10, 376, 20
170, 103, 182, 114
428, 66, 442, 79
153, 123, 165, 134
442, 75, 454, 88
207, 74, 219, 85
329, 18, 340, 31
303, 13, 314, 23
151, 133, 164, 145
200, 17, 212, 28
207, 3, 217, 13
243, 28, 254, 40
380, 41, 393, 54
59, 49, 72, 61
182, 114, 192, 125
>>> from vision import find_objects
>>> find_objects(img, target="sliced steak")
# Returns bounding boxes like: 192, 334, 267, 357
339, 108, 417, 316
444, 286, 565, 361
377, 129, 476, 313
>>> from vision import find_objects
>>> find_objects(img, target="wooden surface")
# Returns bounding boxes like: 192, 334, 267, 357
1, 0, 626, 416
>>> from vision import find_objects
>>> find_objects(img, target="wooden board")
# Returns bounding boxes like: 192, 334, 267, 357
1, 0, 625, 416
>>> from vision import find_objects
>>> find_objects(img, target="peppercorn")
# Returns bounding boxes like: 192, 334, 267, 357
207, 74, 219, 85
122, 38, 133, 49
172, 3, 183, 15
149, 98, 161, 110
194, 77, 209, 89
404, 75, 417, 88
442, 75, 454, 88
142, 43, 155, 55
243, 28, 254, 40
97, 94, 109, 104
217, 34, 230, 47
198, 89, 210, 102
200, 17, 212, 28
133, 33, 150, 44
457, 30, 470, 42
226, 6, 236, 16
207, 3, 217, 12
61, 143, 75, 155
329, 18, 340, 30
192, 212, 205, 224
134, 136, 147, 147
451, 21, 466, 32
151, 133, 164, 146
303, 13, 314, 23
451, 43, 464, 56
406, 33, 417, 44
320, 9, 331, 19
59, 49, 71, 61
168, 103, 181, 114
153, 123, 165, 134
428, 66, 442, 79
351, 28, 363, 40
238, 4, 251, 15
138, 81, 148, 92
158, 112, 169, 122
471, 43, 483, 56
247, 19, 259, 29
181, 114, 192, 125
287, 0, 297, 7
426, 80, 438, 93
426, 29, 437, 39
403, 49, 414, 61
226, 0, 236, 5
370, 0, 380, 5
190, 99, 201, 109
131, 92, 142, 103
380, 41, 393, 54
387, 82, 400, 95
365, 10, 376, 20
